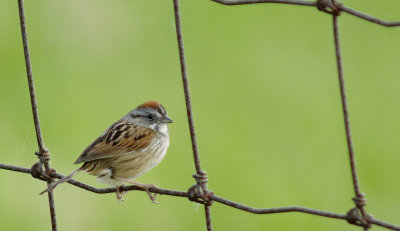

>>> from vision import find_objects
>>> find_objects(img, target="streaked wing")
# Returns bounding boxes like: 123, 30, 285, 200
74, 120, 156, 164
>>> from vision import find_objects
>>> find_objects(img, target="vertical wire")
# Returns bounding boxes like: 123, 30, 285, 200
172, 0, 213, 230
332, 7, 368, 230
17, 1, 57, 230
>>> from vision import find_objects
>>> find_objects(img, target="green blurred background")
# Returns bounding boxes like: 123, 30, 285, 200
1, 0, 399, 230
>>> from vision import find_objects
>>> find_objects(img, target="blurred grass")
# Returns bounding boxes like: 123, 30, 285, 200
0, 0, 400, 230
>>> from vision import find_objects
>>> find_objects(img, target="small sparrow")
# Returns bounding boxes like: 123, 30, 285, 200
41, 100, 173, 202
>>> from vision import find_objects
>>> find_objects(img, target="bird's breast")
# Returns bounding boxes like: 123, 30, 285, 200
109, 131, 169, 179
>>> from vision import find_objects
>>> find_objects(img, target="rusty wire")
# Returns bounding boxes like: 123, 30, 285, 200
1, 0, 400, 230
331, 2, 369, 229
2, 162, 400, 230
211, 0, 400, 27
173, 0, 213, 230
17, 0, 57, 230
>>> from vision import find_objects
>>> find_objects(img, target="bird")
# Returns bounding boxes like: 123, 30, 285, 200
40, 100, 173, 202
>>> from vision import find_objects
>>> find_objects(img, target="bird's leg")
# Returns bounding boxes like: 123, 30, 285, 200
39, 168, 81, 195
115, 184, 126, 202
116, 178, 158, 203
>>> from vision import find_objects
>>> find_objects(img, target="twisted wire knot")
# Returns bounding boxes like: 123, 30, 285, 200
30, 162, 44, 180
316, 0, 343, 16
346, 194, 371, 228
32, 149, 55, 181
193, 171, 209, 185
346, 208, 372, 228
187, 170, 214, 205
35, 149, 51, 162
353, 193, 367, 209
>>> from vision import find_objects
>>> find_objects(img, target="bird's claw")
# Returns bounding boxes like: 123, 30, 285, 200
141, 184, 158, 203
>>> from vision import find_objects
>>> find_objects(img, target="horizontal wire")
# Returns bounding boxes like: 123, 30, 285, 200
211, 0, 316, 6
211, 194, 346, 219
340, 5, 400, 27
0, 163, 188, 197
1, 163, 400, 230
210, 0, 400, 27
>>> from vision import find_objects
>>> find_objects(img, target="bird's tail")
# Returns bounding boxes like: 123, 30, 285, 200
39, 168, 82, 195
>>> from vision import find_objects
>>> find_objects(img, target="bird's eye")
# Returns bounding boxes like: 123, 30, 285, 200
146, 114, 153, 120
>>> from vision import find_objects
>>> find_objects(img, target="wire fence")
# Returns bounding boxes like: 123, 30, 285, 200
1, 0, 400, 230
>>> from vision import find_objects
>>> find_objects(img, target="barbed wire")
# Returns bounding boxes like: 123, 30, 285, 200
1, 0, 399, 230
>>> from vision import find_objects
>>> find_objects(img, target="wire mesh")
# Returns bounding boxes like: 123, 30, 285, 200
1, 0, 400, 230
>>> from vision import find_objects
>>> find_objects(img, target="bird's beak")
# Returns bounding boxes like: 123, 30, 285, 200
161, 115, 173, 123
